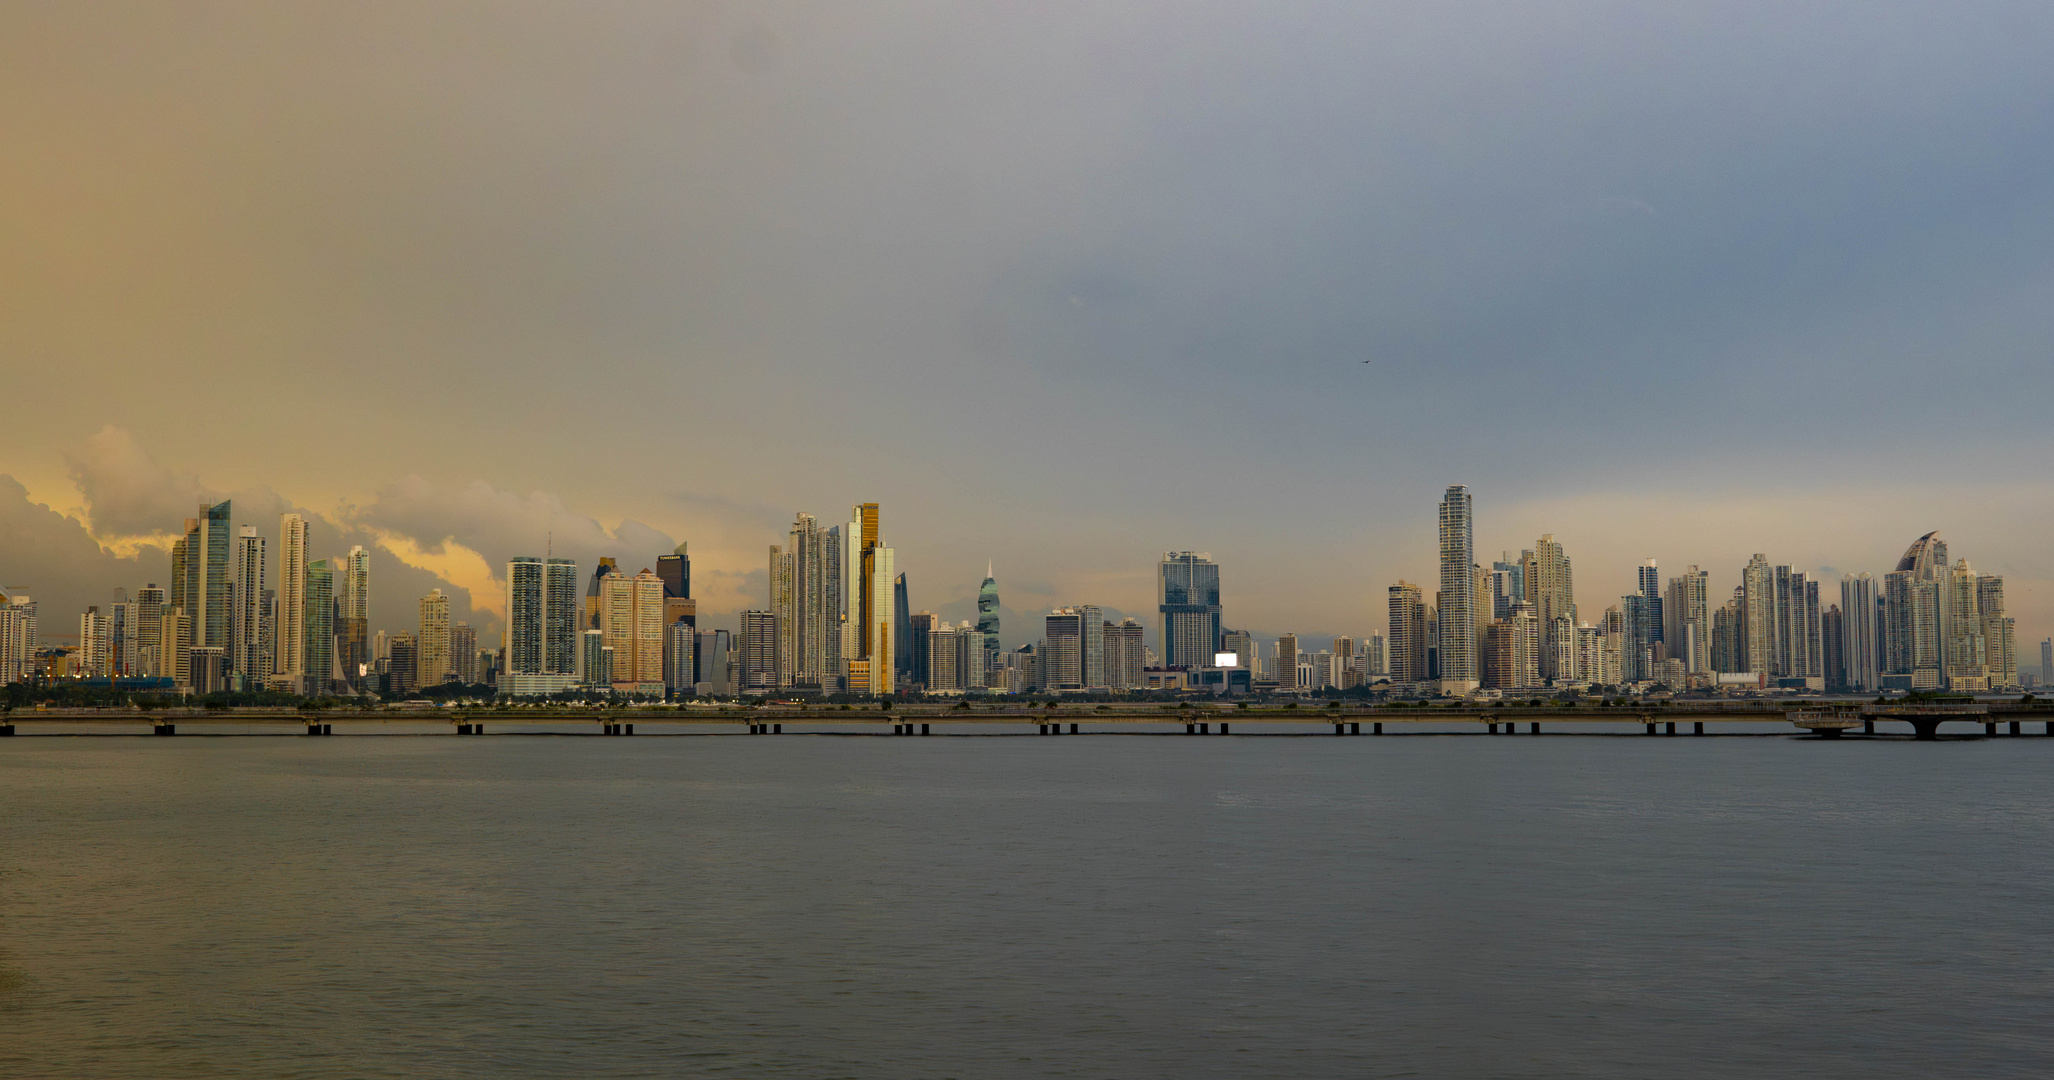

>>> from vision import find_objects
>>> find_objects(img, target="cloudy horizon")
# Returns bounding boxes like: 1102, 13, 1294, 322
5, 2, 2051, 656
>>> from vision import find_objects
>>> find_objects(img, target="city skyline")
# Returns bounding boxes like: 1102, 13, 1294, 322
5, 5, 2054, 670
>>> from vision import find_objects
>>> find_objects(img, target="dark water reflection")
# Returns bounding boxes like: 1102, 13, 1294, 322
1, 735, 2050, 1078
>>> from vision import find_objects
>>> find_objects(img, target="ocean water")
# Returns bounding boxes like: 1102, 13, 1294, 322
1, 732, 2050, 1078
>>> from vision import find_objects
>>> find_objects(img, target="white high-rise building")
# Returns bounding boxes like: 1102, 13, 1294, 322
275, 514, 309, 687
1665, 567, 1711, 674
419, 589, 452, 687
1437, 485, 1478, 694
1840, 573, 1879, 692
503, 556, 579, 696
233, 526, 266, 689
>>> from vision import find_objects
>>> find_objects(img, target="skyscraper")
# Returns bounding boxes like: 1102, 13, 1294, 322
1042, 609, 1085, 691
339, 545, 370, 690
657, 542, 696, 633
503, 556, 579, 695
1883, 533, 1946, 689
600, 568, 665, 692
1158, 552, 1222, 669
1840, 573, 1879, 692
135, 584, 164, 678
1437, 486, 1477, 694
1104, 618, 1144, 690
1822, 605, 1846, 690
1741, 555, 1775, 675
197, 500, 231, 653
276, 514, 309, 689
1276, 633, 1299, 692
1388, 581, 1428, 686
419, 589, 452, 687
894, 572, 912, 691
1525, 536, 1576, 682
741, 609, 780, 692
977, 563, 1000, 676
232, 526, 266, 689
2042, 639, 2053, 687
452, 623, 478, 684
1619, 593, 1656, 683
1637, 559, 1663, 647
1664, 566, 1710, 674
303, 558, 334, 696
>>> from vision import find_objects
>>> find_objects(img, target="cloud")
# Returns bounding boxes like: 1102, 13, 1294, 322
0, 474, 147, 632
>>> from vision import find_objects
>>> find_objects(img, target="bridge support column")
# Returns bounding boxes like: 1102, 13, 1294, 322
1351, 722, 1361, 735
920, 723, 929, 735
1910, 718, 1941, 740
1373, 722, 1382, 735
1985, 722, 1997, 736
1695, 721, 1704, 736
1666, 721, 1675, 736
1200, 723, 1209, 734
1487, 722, 1498, 735
1335, 723, 1344, 736
625, 723, 635, 735
2011, 721, 2020, 736
312, 723, 327, 736
0, 724, 13, 736
1069, 723, 1078, 734
2046, 721, 2053, 736
1531, 722, 1540, 734
1185, 723, 1195, 735
154, 724, 176, 736
1864, 719, 1874, 735
1219, 722, 1230, 735
1644, 721, 1656, 735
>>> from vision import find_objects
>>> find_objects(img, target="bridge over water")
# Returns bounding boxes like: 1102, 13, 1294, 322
2, 703, 2044, 741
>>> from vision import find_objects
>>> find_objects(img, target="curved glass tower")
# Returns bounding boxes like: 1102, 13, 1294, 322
977, 563, 1000, 669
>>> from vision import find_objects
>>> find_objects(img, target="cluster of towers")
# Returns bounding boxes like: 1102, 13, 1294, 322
1395, 485, 2022, 696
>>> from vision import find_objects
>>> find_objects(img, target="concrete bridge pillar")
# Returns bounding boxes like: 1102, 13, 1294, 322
1219, 722, 1230, 735
1373, 722, 1382, 735
1351, 722, 1361, 735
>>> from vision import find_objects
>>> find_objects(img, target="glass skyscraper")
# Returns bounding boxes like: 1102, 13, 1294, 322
1158, 552, 1221, 669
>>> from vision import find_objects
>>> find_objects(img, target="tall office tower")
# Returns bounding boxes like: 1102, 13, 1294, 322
599, 569, 664, 691
977, 564, 1001, 675
162, 606, 190, 685
656, 543, 690, 602
924, 621, 961, 691
1776, 571, 1822, 683
840, 512, 862, 673
335, 546, 369, 691
418, 589, 452, 687
1158, 552, 1223, 669
1976, 575, 2015, 689
1481, 621, 1512, 689
908, 611, 940, 687
1510, 601, 1539, 689
693, 628, 732, 696
78, 607, 108, 678
1275, 633, 1299, 691
768, 542, 794, 687
1840, 574, 1879, 692
1436, 486, 1477, 693
1942, 561, 1987, 687
1637, 560, 1664, 646
135, 584, 164, 677
1103, 618, 1144, 690
894, 573, 912, 691
779, 514, 832, 685
2042, 639, 2053, 687
584, 558, 619, 632
0, 593, 34, 684
1073, 604, 1103, 689
1042, 609, 1085, 691
275, 514, 309, 687
192, 501, 231, 654
502, 556, 579, 694
452, 624, 478, 684
108, 596, 137, 677
1619, 594, 1657, 683
1822, 606, 1846, 689
1598, 605, 1625, 685
1548, 615, 1577, 682
1574, 622, 1602, 682
303, 559, 334, 695
230, 527, 266, 688
1524, 535, 1576, 682
1710, 589, 1740, 672
1388, 581, 1429, 685
390, 634, 420, 693
579, 630, 613, 688
865, 545, 895, 695
662, 620, 695, 697
741, 609, 781, 692
1490, 553, 1525, 619
170, 517, 196, 664
1664, 567, 1711, 674
1740, 555, 1776, 675
1365, 632, 1386, 677
1883, 533, 1946, 689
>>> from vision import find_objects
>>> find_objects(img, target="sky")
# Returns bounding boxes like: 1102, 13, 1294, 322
3, 2, 2053, 658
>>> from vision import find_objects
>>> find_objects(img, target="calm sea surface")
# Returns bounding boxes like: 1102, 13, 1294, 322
2, 731, 2051, 1078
